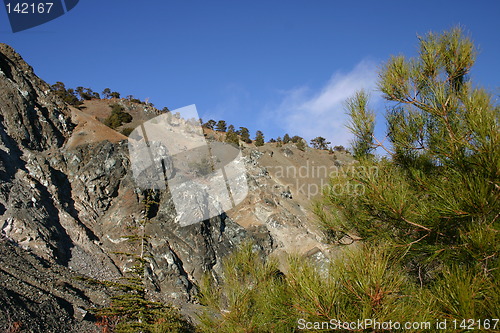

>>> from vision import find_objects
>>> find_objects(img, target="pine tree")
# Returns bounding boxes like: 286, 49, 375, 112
103, 88, 111, 99
317, 27, 499, 277
254, 130, 264, 147
345, 90, 375, 159
310, 136, 330, 150
239, 127, 252, 143
51, 81, 81, 106
75, 86, 85, 99
215, 120, 227, 132
282, 133, 291, 144
225, 127, 239, 147
203, 119, 216, 130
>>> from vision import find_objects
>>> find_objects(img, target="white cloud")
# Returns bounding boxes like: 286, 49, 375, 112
274, 60, 379, 148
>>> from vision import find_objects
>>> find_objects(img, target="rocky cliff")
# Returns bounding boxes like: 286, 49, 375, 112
0, 44, 342, 332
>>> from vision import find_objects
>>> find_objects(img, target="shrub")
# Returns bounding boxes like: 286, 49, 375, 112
296, 139, 306, 151
103, 104, 133, 129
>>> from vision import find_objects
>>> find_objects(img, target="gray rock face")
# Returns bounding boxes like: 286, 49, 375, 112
0, 240, 110, 333
0, 44, 73, 152
0, 44, 248, 329
0, 43, 77, 266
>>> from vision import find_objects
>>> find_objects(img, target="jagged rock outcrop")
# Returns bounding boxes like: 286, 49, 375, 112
0, 240, 110, 333
0, 44, 248, 330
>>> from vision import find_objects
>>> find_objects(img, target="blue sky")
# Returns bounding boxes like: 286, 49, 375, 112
1, 0, 499, 149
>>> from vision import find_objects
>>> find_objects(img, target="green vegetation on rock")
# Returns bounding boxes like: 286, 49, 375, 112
103, 104, 133, 129
92, 190, 192, 333
198, 27, 500, 332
